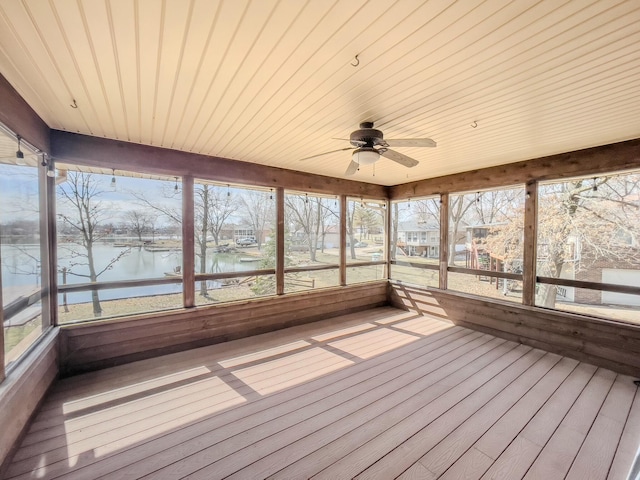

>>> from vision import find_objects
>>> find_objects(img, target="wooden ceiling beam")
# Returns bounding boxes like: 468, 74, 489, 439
0, 73, 50, 154
50, 130, 387, 198
389, 138, 640, 199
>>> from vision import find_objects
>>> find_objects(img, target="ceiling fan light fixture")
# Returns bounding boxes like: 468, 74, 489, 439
352, 147, 379, 165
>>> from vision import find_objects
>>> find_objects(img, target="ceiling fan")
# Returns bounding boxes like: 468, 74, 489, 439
300, 122, 436, 175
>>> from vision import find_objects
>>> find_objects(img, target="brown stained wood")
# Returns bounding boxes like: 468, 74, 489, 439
350, 346, 539, 480
4, 308, 640, 480
565, 374, 637, 480
522, 181, 537, 306
389, 138, 640, 199
44, 308, 411, 409
59, 284, 387, 375
160, 336, 508, 480
0, 244, 4, 385
66, 283, 387, 343
319, 343, 529, 480
439, 193, 448, 290
477, 361, 597, 480
608, 388, 640, 480
447, 266, 522, 281
340, 195, 347, 286
50, 130, 387, 198
62, 282, 387, 341
273, 336, 507, 480
413, 353, 562, 478
58, 277, 185, 294
45, 168, 58, 326
538, 275, 640, 296
437, 447, 493, 480
523, 368, 617, 479
37, 166, 51, 330
63, 296, 387, 374
392, 285, 640, 343
182, 176, 195, 308
276, 187, 285, 295
0, 330, 58, 469
0, 73, 50, 154
397, 462, 437, 480
14, 312, 471, 479
389, 285, 640, 376
471, 356, 579, 460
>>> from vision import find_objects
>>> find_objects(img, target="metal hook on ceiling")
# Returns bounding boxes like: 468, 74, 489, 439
351, 54, 360, 67
70, 99, 78, 109
471, 120, 478, 128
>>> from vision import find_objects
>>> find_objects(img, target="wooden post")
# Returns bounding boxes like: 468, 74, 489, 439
42, 158, 58, 326
182, 176, 195, 308
439, 193, 449, 290
339, 195, 347, 286
0, 243, 4, 383
523, 180, 538, 306
276, 187, 285, 295
385, 199, 392, 280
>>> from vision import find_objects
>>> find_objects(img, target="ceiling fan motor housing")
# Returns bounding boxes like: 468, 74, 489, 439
350, 122, 384, 147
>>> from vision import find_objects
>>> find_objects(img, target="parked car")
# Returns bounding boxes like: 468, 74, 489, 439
353, 241, 368, 248
236, 237, 256, 246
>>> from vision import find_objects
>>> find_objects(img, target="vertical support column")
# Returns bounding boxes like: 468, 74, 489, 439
523, 180, 538, 306
385, 198, 392, 280
0, 244, 4, 382
276, 187, 285, 295
40, 157, 57, 327
439, 193, 449, 290
47, 163, 58, 326
339, 195, 347, 286
182, 176, 195, 308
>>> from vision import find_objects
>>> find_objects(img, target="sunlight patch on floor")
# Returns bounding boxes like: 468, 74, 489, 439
233, 348, 354, 395
61, 366, 212, 414
311, 323, 377, 342
88, 377, 246, 458
219, 340, 311, 368
329, 328, 420, 359
393, 318, 453, 336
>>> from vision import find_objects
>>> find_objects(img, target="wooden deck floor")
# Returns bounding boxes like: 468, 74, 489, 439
3, 307, 639, 480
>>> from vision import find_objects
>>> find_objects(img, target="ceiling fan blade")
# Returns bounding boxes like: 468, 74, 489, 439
384, 138, 436, 148
345, 160, 359, 175
299, 147, 354, 161
380, 149, 419, 168
331, 137, 366, 146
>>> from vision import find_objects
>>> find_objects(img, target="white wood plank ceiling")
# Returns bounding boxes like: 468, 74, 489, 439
0, 0, 638, 186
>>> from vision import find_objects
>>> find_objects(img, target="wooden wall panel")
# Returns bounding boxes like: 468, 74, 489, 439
388, 283, 640, 376
0, 73, 50, 153
0, 330, 58, 471
389, 139, 640, 199
60, 283, 387, 376
50, 130, 387, 198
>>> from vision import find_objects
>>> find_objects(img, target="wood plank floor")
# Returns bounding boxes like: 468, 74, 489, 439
3, 307, 639, 480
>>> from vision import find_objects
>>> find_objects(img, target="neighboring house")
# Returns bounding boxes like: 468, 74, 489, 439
573, 240, 640, 307
396, 221, 440, 258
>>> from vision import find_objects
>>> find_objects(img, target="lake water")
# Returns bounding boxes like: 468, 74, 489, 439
1, 243, 259, 305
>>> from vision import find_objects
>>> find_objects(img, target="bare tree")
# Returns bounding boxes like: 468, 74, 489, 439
413, 198, 440, 224
535, 176, 640, 307
240, 190, 273, 250
285, 195, 337, 262
206, 186, 236, 246
125, 210, 153, 242
57, 172, 129, 316
448, 195, 476, 266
